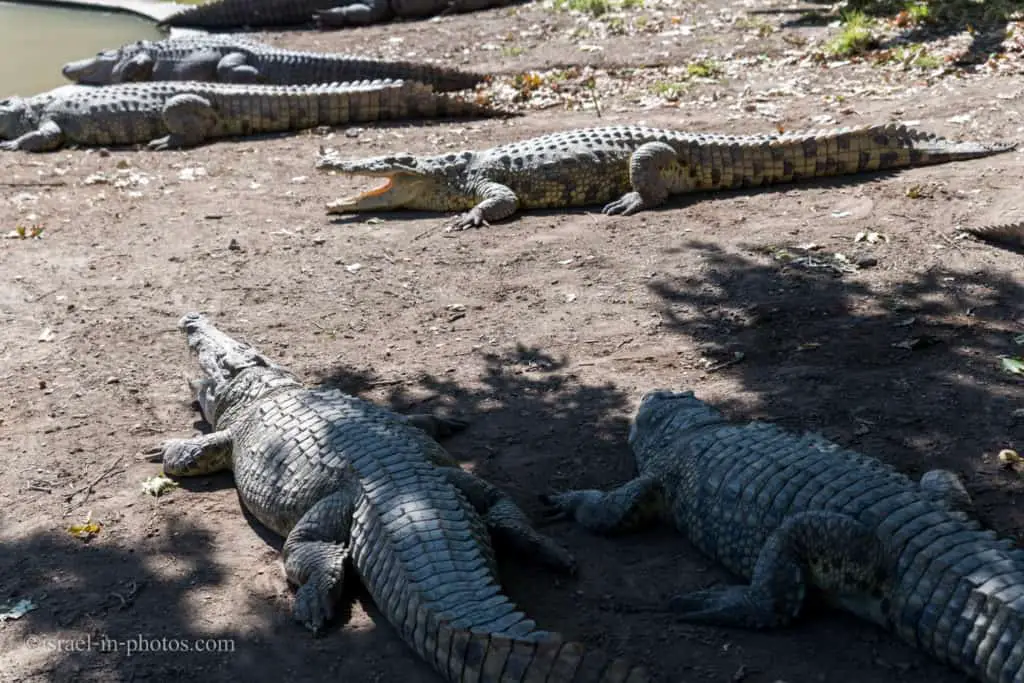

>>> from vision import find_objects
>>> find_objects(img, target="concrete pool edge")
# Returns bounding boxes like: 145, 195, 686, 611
5, 0, 207, 34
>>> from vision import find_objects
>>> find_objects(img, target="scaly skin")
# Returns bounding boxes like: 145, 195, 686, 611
541, 390, 1024, 683
0, 80, 500, 152
962, 222, 1024, 249
62, 37, 487, 92
159, 0, 513, 30
155, 313, 651, 683
314, 123, 1017, 231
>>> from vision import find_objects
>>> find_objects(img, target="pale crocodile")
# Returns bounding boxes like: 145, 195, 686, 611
314, 123, 1016, 231
541, 389, 1024, 683
153, 313, 650, 683
160, 0, 514, 30
0, 80, 500, 152
62, 37, 486, 92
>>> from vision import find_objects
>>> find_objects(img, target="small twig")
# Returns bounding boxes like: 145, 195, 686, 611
0, 180, 66, 187
63, 453, 126, 509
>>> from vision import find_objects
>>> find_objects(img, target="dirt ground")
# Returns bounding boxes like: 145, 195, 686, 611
1, 0, 1023, 681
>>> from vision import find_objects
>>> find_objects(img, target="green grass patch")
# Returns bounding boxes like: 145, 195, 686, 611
825, 10, 879, 57
686, 58, 722, 78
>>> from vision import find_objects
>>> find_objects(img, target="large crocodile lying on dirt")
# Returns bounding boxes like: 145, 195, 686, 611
160, 0, 513, 30
541, 389, 1024, 683
62, 37, 486, 92
152, 313, 649, 683
0, 80, 500, 152
315, 123, 1017, 230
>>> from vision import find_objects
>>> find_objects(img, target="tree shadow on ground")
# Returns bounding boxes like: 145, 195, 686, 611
313, 342, 635, 497
753, 0, 1022, 67
646, 240, 1024, 527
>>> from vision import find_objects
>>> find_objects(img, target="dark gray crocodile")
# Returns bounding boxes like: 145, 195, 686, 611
160, 0, 513, 30
962, 222, 1024, 249
541, 390, 1024, 683
314, 123, 1016, 231
62, 37, 486, 92
153, 313, 650, 683
0, 80, 500, 152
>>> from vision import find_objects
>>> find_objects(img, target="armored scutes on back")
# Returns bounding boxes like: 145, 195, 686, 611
542, 390, 1024, 683
61, 36, 487, 92
315, 123, 1016, 231
160, 0, 514, 30
153, 313, 651, 683
0, 80, 501, 152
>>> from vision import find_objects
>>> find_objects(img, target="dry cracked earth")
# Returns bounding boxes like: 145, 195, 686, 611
1, 0, 1023, 681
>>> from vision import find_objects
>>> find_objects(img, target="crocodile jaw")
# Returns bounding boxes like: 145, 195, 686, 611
0, 97, 33, 140
62, 52, 118, 84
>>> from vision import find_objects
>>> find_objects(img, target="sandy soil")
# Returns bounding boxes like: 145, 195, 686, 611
1, 1, 1022, 681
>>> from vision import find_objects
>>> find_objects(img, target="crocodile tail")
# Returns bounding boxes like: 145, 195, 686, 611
410, 605, 651, 683
396, 81, 514, 120
160, 0, 323, 28
961, 221, 1024, 247
727, 123, 1016, 188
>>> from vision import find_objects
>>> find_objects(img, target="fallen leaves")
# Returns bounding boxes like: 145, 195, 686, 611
141, 474, 179, 498
67, 512, 102, 541
0, 598, 37, 622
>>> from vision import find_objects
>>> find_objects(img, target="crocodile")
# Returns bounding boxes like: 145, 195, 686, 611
961, 222, 1024, 249
61, 37, 486, 92
160, 0, 514, 30
314, 123, 1017, 231
152, 313, 651, 683
0, 80, 500, 152
540, 389, 1024, 683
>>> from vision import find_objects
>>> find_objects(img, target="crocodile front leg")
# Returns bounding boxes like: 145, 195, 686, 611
443, 468, 577, 575
603, 141, 681, 216
0, 121, 64, 152
158, 430, 234, 476
314, 0, 392, 27
447, 181, 519, 231
149, 94, 220, 151
668, 511, 891, 629
283, 488, 356, 635
539, 475, 666, 534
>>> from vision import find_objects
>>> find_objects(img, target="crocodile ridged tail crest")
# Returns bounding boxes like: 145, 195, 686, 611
961, 222, 1024, 248
415, 610, 650, 683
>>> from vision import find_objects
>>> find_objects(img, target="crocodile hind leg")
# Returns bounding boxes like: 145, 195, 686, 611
150, 94, 220, 151
669, 511, 890, 629
0, 121, 64, 152
283, 488, 356, 635
156, 430, 234, 476
215, 52, 262, 84
442, 468, 577, 575
313, 0, 391, 28
919, 469, 974, 513
538, 475, 666, 534
602, 141, 681, 216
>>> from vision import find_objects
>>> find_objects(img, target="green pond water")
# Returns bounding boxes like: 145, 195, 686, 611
0, 2, 169, 99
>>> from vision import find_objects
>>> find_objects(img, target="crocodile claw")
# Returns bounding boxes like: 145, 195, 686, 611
602, 191, 645, 216
536, 493, 570, 522
0, 141, 18, 152
293, 579, 334, 636
446, 208, 488, 232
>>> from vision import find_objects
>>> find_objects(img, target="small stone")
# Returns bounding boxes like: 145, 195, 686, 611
228, 238, 242, 251
105, 376, 120, 384
857, 257, 878, 268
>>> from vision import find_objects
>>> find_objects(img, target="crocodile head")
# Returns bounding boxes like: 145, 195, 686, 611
316, 149, 479, 214
178, 312, 298, 427
0, 97, 34, 141
62, 42, 155, 85
628, 390, 726, 458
